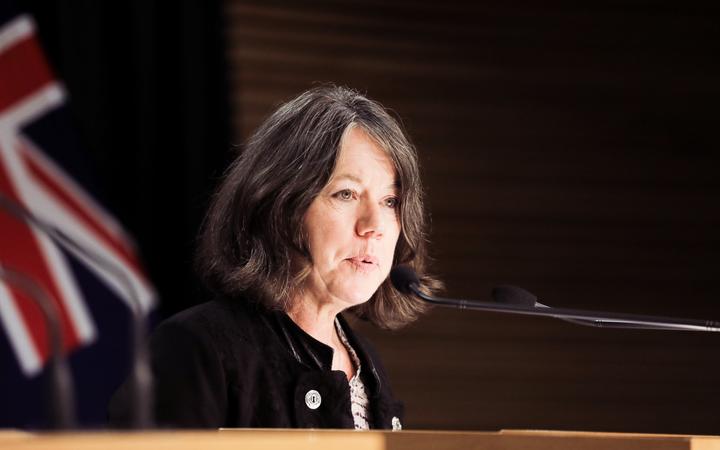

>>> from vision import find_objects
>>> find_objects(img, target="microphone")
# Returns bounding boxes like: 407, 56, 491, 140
389, 265, 419, 295
0, 266, 76, 429
0, 192, 154, 428
391, 265, 720, 333
492, 285, 693, 331
492, 285, 537, 307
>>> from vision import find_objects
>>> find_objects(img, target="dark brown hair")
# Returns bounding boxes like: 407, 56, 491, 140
196, 85, 439, 329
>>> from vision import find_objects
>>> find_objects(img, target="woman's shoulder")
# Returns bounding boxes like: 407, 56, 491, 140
163, 297, 243, 325
152, 297, 267, 353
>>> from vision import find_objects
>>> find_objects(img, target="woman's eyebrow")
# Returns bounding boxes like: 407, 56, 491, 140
331, 174, 362, 183
331, 174, 398, 192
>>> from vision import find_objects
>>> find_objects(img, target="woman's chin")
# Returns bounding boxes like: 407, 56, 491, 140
331, 286, 377, 308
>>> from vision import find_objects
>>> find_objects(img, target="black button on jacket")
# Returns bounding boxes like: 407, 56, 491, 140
108, 297, 404, 429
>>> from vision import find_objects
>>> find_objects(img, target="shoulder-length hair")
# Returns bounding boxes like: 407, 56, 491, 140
196, 85, 440, 329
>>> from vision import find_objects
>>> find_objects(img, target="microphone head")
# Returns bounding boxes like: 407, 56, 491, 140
390, 265, 420, 294
492, 285, 538, 307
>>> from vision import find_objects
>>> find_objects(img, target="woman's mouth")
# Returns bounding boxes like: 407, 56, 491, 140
345, 255, 379, 273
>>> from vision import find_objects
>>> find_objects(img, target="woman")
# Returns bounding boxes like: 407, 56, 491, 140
109, 85, 438, 429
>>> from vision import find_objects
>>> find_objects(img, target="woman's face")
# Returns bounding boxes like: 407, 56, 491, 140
302, 126, 401, 310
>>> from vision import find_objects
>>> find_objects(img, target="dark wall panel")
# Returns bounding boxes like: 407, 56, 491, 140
224, 1, 720, 433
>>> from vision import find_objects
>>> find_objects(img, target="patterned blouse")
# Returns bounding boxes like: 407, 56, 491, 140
335, 319, 372, 430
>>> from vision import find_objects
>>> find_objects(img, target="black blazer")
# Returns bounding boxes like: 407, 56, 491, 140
108, 297, 404, 429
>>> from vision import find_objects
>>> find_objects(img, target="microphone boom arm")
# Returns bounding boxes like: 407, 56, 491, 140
408, 283, 720, 333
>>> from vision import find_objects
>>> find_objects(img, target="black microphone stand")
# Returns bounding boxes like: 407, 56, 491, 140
393, 266, 720, 333
0, 193, 154, 428
0, 266, 76, 429
492, 285, 696, 331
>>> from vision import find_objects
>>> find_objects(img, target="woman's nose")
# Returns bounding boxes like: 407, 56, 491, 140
356, 201, 384, 239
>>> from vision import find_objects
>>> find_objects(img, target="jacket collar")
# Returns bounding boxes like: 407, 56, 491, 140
268, 309, 383, 397
271, 310, 334, 370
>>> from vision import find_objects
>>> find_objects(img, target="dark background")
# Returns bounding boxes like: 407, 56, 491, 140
22, 0, 720, 434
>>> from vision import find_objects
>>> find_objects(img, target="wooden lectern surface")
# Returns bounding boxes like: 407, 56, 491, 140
1, 428, 719, 450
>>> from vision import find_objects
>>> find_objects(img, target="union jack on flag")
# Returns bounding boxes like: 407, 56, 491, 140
0, 8, 156, 385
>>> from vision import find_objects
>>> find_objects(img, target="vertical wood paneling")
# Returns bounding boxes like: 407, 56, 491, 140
223, 0, 720, 434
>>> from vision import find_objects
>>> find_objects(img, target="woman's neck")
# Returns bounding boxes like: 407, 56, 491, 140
287, 291, 357, 380
286, 295, 343, 348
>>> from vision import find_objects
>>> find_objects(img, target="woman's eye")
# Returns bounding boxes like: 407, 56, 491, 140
385, 197, 399, 209
335, 189, 353, 201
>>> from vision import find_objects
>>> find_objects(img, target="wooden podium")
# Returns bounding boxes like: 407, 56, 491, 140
2, 429, 719, 450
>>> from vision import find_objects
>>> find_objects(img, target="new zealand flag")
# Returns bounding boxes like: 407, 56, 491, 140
0, 4, 156, 428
